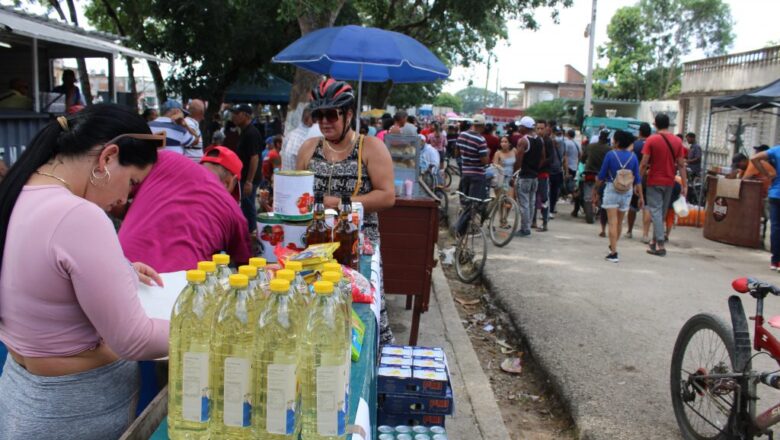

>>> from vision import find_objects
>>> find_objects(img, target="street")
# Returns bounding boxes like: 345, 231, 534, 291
479, 200, 780, 439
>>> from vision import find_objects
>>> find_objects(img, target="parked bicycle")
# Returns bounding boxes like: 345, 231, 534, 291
418, 169, 449, 227
671, 277, 780, 440
453, 191, 491, 283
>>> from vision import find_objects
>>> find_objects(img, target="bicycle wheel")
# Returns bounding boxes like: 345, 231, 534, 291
670, 313, 739, 440
489, 194, 520, 247
443, 169, 453, 188
434, 188, 449, 226
454, 223, 487, 283
421, 171, 435, 191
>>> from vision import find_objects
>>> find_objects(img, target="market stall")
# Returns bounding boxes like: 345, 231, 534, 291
703, 176, 764, 248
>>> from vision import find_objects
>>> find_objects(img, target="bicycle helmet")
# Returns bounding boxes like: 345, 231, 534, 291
309, 78, 356, 143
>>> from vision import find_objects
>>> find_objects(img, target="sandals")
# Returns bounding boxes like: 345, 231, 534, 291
647, 243, 666, 256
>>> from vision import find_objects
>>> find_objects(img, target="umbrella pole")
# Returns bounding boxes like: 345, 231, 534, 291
697, 110, 713, 227
356, 64, 363, 136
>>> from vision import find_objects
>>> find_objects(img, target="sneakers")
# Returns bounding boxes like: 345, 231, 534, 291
771, 262, 779, 271
626, 231, 633, 239
549, 213, 556, 219
605, 252, 619, 263
515, 229, 531, 237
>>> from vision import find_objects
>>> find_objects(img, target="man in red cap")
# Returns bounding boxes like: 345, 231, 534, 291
201, 146, 243, 201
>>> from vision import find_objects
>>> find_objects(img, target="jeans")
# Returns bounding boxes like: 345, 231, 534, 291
241, 183, 259, 233
534, 177, 550, 226
769, 198, 780, 264
549, 172, 563, 213
516, 177, 538, 233
456, 174, 487, 235
647, 185, 674, 245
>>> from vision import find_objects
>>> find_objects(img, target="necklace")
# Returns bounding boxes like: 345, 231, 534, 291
35, 170, 73, 192
324, 132, 357, 156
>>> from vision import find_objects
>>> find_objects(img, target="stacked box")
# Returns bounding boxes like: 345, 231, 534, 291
377, 346, 454, 429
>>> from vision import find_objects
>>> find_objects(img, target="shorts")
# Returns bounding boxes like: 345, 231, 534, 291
602, 182, 632, 212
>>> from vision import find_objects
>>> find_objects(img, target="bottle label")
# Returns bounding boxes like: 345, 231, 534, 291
316, 363, 348, 436
223, 357, 252, 427
266, 363, 297, 434
182, 351, 210, 423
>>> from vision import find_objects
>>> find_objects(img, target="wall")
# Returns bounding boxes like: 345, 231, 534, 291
681, 46, 780, 95
564, 64, 585, 84
523, 85, 558, 108
637, 100, 681, 127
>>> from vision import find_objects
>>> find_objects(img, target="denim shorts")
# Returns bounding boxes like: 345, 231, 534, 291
602, 182, 632, 212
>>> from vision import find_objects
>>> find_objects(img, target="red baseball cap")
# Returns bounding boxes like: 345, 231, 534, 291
201, 146, 243, 200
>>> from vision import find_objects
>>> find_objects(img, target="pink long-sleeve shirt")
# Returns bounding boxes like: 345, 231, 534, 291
0, 185, 169, 360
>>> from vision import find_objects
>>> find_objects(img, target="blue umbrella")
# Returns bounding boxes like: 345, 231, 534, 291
273, 25, 450, 132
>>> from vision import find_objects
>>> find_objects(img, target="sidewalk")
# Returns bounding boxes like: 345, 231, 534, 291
385, 260, 511, 440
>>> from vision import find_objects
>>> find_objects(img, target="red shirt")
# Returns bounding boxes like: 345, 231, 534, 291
509, 133, 521, 148
262, 149, 281, 181
484, 133, 500, 162
420, 127, 432, 136
644, 132, 684, 187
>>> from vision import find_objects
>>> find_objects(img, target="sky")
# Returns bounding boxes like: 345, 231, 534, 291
442, 0, 780, 94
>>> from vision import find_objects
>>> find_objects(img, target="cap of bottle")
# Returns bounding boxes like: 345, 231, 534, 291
270, 279, 291, 293
341, 195, 351, 205
248, 257, 267, 268
323, 262, 341, 273
229, 274, 248, 288
238, 265, 257, 279
276, 269, 295, 281
197, 261, 217, 273
285, 261, 303, 272
322, 271, 341, 283
186, 270, 206, 283
213, 254, 230, 265
313, 280, 334, 295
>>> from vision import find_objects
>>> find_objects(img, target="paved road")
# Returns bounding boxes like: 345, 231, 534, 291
479, 200, 780, 439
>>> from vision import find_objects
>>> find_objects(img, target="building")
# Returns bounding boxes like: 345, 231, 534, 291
521, 65, 585, 109
680, 45, 780, 167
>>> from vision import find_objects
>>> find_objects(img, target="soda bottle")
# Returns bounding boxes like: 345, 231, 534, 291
210, 274, 254, 439
169, 270, 213, 439
212, 254, 232, 291
305, 192, 333, 246
253, 278, 301, 439
333, 196, 358, 270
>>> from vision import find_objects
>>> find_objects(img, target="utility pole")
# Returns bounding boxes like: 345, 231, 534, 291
584, 0, 597, 118
484, 54, 492, 108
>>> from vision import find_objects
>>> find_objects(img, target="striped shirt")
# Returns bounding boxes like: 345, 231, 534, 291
148, 117, 195, 155
281, 124, 312, 171
456, 130, 487, 176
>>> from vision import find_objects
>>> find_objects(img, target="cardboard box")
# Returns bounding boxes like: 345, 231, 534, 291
377, 410, 446, 428
379, 386, 454, 415
378, 366, 448, 397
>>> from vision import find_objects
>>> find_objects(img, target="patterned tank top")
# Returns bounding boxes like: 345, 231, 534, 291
308, 136, 379, 243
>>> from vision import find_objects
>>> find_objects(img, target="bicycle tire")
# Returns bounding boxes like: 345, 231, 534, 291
584, 201, 594, 224
443, 169, 453, 188
454, 224, 487, 283
670, 313, 739, 440
434, 188, 449, 226
422, 171, 435, 192
489, 194, 520, 247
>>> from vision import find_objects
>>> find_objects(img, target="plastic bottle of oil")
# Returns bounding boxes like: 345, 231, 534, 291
284, 261, 312, 304
213, 254, 232, 290
333, 196, 358, 270
249, 257, 272, 297
301, 281, 350, 440
198, 261, 225, 298
275, 269, 306, 328
238, 265, 263, 324
253, 278, 301, 439
322, 263, 351, 310
168, 270, 212, 439
321, 271, 350, 342
210, 274, 254, 439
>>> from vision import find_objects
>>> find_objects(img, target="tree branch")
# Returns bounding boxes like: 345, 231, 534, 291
100, 0, 127, 36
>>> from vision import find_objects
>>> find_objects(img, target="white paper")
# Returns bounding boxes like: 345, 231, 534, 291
223, 357, 251, 427
352, 398, 372, 440
266, 363, 297, 435
137, 271, 188, 320
182, 351, 209, 422
370, 251, 381, 324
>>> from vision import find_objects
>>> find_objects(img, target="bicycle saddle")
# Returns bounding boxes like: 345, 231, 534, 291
732, 277, 780, 296
768, 316, 780, 329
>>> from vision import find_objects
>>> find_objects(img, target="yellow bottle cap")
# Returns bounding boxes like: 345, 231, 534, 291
249, 257, 267, 268
229, 274, 248, 288
197, 261, 217, 273
186, 270, 206, 283
285, 261, 302, 272
213, 254, 230, 265
270, 279, 290, 293
276, 269, 295, 281
238, 265, 256, 279
323, 262, 341, 273
322, 271, 341, 283
313, 280, 334, 295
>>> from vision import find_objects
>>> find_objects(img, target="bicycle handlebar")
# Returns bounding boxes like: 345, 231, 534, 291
455, 191, 494, 203
732, 277, 780, 296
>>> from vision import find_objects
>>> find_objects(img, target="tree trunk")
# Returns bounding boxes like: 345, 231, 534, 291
63, 0, 93, 105
125, 57, 138, 110
148, 60, 168, 105
365, 81, 394, 109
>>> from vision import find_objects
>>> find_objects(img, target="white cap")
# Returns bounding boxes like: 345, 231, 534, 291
518, 116, 535, 129
472, 114, 486, 125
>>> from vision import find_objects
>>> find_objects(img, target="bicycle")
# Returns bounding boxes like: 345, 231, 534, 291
453, 191, 491, 283
418, 169, 449, 227
486, 169, 521, 247
670, 277, 780, 440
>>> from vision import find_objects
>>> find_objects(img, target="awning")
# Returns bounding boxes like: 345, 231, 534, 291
0, 6, 167, 63
224, 73, 292, 104
711, 78, 780, 112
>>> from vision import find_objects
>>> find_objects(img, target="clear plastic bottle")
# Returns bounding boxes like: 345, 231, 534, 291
197, 261, 225, 298
213, 254, 232, 291
322, 263, 351, 309
301, 281, 351, 440
275, 269, 307, 329
238, 265, 263, 324
249, 257, 272, 298
210, 274, 254, 439
284, 261, 312, 304
321, 271, 350, 343
169, 270, 213, 439
253, 278, 301, 439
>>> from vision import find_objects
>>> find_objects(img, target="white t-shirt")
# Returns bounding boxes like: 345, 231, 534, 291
420, 143, 441, 172
183, 117, 203, 161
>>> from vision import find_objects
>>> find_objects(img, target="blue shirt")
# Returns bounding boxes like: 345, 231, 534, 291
456, 130, 487, 176
598, 149, 641, 185
766, 146, 780, 199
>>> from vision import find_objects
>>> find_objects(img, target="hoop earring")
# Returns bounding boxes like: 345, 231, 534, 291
90, 167, 111, 186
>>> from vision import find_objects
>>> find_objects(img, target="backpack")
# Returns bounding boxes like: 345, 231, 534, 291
612, 151, 635, 193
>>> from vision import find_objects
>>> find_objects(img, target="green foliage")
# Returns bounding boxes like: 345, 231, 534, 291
524, 99, 571, 123
433, 92, 463, 112
455, 86, 502, 115
596, 0, 734, 100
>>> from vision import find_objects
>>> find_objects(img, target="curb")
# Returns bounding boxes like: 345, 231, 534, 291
432, 262, 512, 440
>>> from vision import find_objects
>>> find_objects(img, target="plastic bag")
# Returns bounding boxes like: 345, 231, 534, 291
672, 196, 689, 218
343, 266, 374, 304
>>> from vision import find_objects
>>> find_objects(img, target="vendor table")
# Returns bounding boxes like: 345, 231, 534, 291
703, 176, 763, 248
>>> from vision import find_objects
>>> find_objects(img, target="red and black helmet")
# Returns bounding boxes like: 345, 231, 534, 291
309, 78, 355, 110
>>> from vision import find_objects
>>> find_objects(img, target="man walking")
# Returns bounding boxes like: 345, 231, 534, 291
628, 122, 651, 241
454, 114, 489, 235
231, 104, 262, 234
686, 132, 702, 179
281, 107, 313, 171
577, 130, 611, 224
513, 116, 545, 236
562, 129, 581, 198
547, 122, 565, 219
639, 113, 687, 256
183, 99, 205, 162
533, 119, 555, 231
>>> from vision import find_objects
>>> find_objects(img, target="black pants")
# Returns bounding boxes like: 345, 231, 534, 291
456, 174, 488, 235
549, 172, 563, 213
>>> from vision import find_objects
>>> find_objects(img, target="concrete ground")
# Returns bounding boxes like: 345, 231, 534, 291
481, 199, 780, 439
386, 262, 511, 440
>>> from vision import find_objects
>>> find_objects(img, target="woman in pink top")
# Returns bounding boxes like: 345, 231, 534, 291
0, 104, 169, 439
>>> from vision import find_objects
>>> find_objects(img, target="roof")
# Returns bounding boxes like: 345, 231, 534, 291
711, 77, 780, 111
0, 5, 167, 63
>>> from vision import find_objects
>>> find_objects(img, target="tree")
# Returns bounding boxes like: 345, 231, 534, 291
47, 0, 93, 104
455, 86, 502, 115
433, 92, 463, 112
596, 0, 734, 100
524, 99, 569, 123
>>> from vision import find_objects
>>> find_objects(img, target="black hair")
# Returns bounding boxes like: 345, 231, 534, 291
0, 103, 158, 271
599, 130, 610, 142
548, 120, 557, 128
654, 113, 670, 129
639, 122, 652, 138
536, 119, 547, 126
141, 108, 157, 120
394, 111, 407, 122
484, 124, 494, 134
382, 117, 394, 131
732, 153, 748, 165
613, 129, 635, 149
566, 129, 576, 138
686, 132, 696, 139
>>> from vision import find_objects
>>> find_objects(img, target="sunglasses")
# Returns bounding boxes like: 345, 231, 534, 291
312, 108, 343, 123
104, 133, 167, 149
